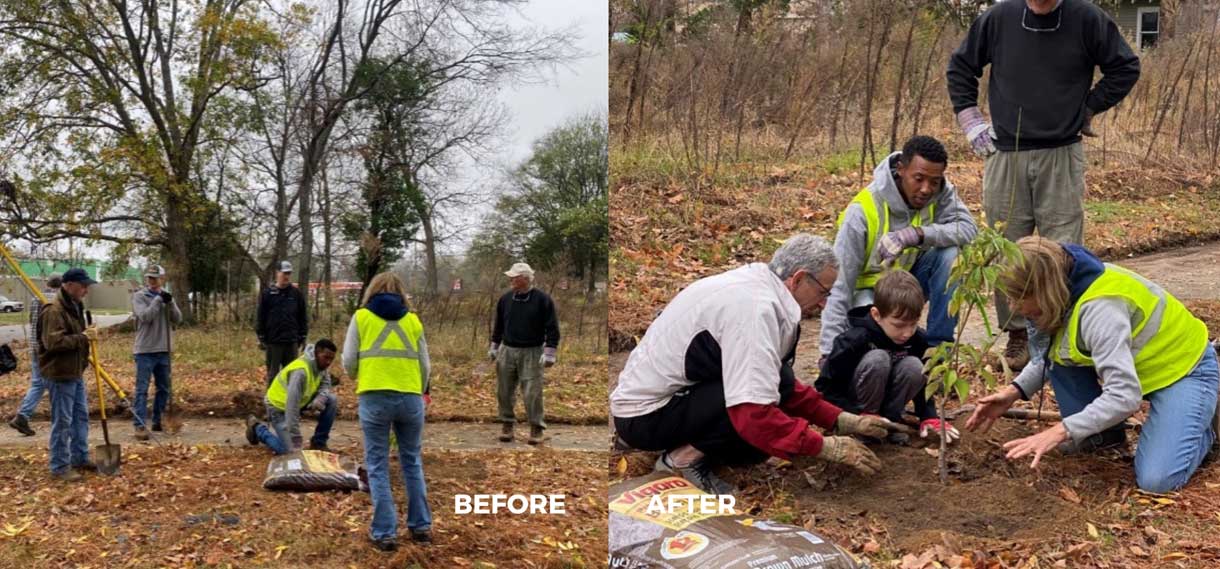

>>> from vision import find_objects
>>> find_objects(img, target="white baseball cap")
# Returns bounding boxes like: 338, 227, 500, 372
505, 262, 535, 278
279, 261, 293, 273
144, 264, 166, 278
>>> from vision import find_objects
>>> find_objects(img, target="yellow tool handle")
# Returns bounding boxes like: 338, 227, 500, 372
91, 340, 106, 421
1, 242, 127, 402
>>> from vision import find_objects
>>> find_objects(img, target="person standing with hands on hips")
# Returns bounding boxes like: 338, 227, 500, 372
131, 264, 182, 441
488, 262, 560, 445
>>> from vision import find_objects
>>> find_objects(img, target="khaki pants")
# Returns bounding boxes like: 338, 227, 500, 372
496, 345, 546, 429
983, 142, 1086, 331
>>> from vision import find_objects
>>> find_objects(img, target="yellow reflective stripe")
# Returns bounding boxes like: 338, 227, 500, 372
838, 188, 936, 290
358, 319, 420, 360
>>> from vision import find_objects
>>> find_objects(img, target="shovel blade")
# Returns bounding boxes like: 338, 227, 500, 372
95, 444, 121, 475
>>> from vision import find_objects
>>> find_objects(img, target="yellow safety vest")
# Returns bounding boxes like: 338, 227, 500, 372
836, 188, 936, 289
266, 358, 319, 411
353, 308, 425, 395
1050, 264, 1209, 395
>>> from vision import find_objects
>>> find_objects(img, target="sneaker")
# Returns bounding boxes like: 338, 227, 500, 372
133, 427, 150, 441
410, 529, 433, 544
308, 442, 332, 453
654, 453, 736, 495
245, 415, 261, 446
1003, 328, 1030, 371
527, 426, 549, 445
1057, 429, 1126, 455
50, 469, 83, 482
498, 422, 513, 443
8, 414, 35, 436
370, 537, 397, 552
151, 423, 163, 432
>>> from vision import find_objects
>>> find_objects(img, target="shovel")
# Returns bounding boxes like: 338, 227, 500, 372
87, 312, 121, 475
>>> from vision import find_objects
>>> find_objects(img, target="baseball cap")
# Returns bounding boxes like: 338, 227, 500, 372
278, 261, 293, 273
505, 262, 535, 278
144, 264, 166, 278
62, 268, 97, 286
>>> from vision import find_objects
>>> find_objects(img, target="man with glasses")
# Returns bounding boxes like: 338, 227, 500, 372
612, 234, 894, 495
947, 0, 1139, 371
819, 136, 976, 367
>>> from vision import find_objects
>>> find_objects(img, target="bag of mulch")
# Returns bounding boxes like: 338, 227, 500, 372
263, 450, 361, 492
609, 472, 866, 569
0, 344, 16, 376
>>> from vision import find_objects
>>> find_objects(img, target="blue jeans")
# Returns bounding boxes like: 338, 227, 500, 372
1049, 344, 1219, 493
911, 246, 959, 346
255, 392, 338, 455
47, 378, 89, 474
17, 352, 48, 419
359, 391, 431, 540
133, 352, 171, 428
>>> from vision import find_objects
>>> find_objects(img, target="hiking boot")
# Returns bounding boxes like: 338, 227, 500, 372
1057, 429, 1126, 455
51, 469, 83, 482
498, 422, 514, 443
8, 414, 35, 436
72, 461, 98, 472
151, 422, 163, 432
655, 453, 736, 495
411, 529, 433, 544
1003, 328, 1030, 371
245, 415, 261, 446
527, 426, 548, 445
370, 537, 397, 552
308, 442, 332, 453
133, 427, 150, 441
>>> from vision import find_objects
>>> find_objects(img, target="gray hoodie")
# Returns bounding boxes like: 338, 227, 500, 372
819, 153, 979, 356
266, 343, 334, 441
132, 288, 183, 354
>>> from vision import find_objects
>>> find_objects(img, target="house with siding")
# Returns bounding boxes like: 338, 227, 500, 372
1095, 0, 1162, 49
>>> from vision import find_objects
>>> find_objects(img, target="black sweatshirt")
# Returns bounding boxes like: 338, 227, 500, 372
947, 0, 1140, 151
257, 284, 308, 345
814, 306, 938, 420
491, 288, 560, 349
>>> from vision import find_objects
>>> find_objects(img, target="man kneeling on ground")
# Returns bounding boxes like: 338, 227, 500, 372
611, 234, 892, 495
247, 339, 339, 454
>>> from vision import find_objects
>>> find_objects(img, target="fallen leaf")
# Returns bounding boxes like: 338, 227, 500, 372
1086, 522, 1099, 539
1058, 486, 1081, 504
1129, 545, 1148, 557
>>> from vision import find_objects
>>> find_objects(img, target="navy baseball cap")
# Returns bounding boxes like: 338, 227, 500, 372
61, 268, 97, 286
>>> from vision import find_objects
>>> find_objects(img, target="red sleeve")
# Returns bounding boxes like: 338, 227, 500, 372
780, 380, 843, 430
727, 403, 826, 460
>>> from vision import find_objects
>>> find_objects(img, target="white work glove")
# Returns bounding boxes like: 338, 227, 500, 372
957, 106, 997, 158
540, 347, 556, 368
488, 342, 499, 361
83, 326, 99, 343
876, 227, 922, 264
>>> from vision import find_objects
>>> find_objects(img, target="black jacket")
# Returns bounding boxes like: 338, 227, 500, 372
257, 284, 308, 345
491, 288, 560, 349
815, 306, 937, 420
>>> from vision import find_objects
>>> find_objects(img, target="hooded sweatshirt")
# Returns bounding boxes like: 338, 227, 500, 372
1012, 244, 1151, 443
341, 293, 431, 394
819, 153, 978, 356
266, 343, 334, 442
815, 306, 938, 420
132, 287, 183, 354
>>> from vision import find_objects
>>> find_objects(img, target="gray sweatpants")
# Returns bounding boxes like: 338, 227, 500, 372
496, 345, 546, 429
854, 350, 925, 423
983, 142, 1086, 331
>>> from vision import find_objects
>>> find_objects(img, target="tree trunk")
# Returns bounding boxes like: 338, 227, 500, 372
911, 20, 946, 139
421, 212, 440, 297
888, 15, 916, 153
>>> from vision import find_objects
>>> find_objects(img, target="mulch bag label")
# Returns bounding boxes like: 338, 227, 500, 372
263, 450, 360, 492
609, 472, 865, 569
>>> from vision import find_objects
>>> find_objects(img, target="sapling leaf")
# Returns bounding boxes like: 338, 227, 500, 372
953, 376, 969, 403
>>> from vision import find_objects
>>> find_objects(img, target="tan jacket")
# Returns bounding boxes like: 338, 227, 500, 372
37, 288, 90, 381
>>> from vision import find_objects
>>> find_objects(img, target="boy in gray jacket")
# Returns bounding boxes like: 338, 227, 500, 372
819, 136, 977, 361
131, 264, 183, 440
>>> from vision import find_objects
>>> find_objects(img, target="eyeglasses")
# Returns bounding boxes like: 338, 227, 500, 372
804, 274, 833, 297
1022, 7, 1061, 33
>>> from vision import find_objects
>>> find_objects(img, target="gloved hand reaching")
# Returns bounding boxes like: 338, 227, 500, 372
836, 412, 892, 439
876, 227, 922, 264
957, 106, 997, 158
818, 436, 882, 476
540, 347, 557, 368
919, 418, 961, 444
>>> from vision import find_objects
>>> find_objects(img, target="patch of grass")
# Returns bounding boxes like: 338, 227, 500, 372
0, 311, 29, 326
0, 445, 607, 567
1086, 200, 1124, 223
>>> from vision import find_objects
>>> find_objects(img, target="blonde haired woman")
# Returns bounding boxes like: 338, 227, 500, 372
342, 272, 432, 551
966, 237, 1218, 493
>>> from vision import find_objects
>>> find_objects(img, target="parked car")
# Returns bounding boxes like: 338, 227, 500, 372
0, 296, 24, 313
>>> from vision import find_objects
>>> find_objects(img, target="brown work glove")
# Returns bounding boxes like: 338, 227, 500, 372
818, 436, 882, 476
83, 326, 99, 343
835, 412, 891, 438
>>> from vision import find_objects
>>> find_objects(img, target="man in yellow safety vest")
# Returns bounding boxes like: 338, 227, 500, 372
246, 339, 339, 454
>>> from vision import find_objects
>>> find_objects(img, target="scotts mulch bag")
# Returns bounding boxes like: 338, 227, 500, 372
609, 472, 866, 569
263, 450, 362, 492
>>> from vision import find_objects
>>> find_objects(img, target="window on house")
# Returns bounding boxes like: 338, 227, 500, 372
1137, 7, 1160, 49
